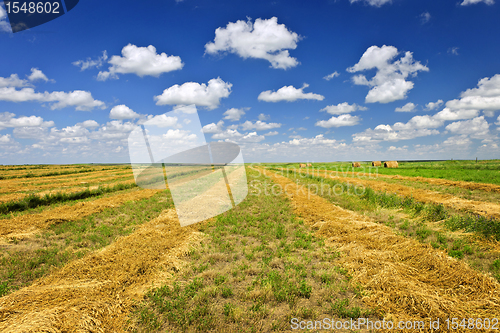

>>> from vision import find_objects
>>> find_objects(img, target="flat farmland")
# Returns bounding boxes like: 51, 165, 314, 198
0, 162, 499, 332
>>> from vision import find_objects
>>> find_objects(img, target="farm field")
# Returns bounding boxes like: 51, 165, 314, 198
0, 162, 499, 332
272, 160, 500, 185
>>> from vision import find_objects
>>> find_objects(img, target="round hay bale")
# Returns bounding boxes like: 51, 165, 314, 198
372, 161, 382, 167
352, 162, 361, 168
384, 161, 399, 168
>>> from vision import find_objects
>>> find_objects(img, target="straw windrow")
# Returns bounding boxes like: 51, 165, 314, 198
0, 209, 204, 332
266, 169, 500, 330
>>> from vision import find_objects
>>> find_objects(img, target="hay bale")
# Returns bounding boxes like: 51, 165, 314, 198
384, 161, 398, 168
372, 161, 382, 167
299, 164, 306, 168
307, 163, 312, 167
352, 162, 361, 168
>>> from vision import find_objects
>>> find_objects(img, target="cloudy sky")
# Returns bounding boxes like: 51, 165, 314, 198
1, 0, 499, 164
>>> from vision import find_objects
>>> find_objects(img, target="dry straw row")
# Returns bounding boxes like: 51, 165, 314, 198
0, 209, 204, 332
305, 169, 500, 220
0, 189, 158, 238
268, 170, 500, 331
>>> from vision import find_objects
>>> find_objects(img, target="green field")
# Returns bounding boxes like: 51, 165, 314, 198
263, 159, 500, 185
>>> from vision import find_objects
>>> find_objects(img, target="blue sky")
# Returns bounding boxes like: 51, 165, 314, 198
1, 0, 500, 164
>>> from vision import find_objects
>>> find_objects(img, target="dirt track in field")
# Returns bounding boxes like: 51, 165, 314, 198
0, 189, 159, 238
266, 170, 500, 328
0, 209, 204, 332
299, 169, 500, 219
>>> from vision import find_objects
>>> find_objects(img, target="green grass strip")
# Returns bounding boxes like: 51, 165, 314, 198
0, 190, 172, 297
270, 167, 500, 241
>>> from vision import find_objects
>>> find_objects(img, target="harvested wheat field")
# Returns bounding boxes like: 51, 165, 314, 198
0, 179, 137, 203
1, 162, 500, 332
0, 189, 159, 238
336, 169, 500, 194
266, 170, 500, 326
302, 169, 500, 219
0, 170, 134, 194
0, 209, 204, 332
5, 0, 500, 330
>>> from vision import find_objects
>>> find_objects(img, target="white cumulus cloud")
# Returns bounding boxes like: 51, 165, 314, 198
315, 114, 360, 128
212, 129, 243, 140
430, 74, 500, 120
288, 134, 337, 146
173, 104, 198, 114
258, 113, 270, 121
324, 71, 340, 81
162, 129, 197, 140
78, 120, 100, 128
448, 47, 459, 56
349, 0, 393, 6
353, 125, 439, 143
12, 127, 49, 139
460, 74, 500, 98
347, 45, 429, 104
145, 114, 178, 128
154, 78, 232, 110
461, 0, 494, 5
109, 105, 140, 119
393, 115, 444, 130
240, 132, 266, 143
205, 17, 301, 70
445, 116, 490, 138
0, 87, 105, 111
425, 99, 443, 111
202, 120, 225, 134
0, 69, 52, 88
73, 51, 108, 71
50, 125, 90, 138
0, 5, 11, 33
0, 74, 30, 88
258, 84, 324, 102
223, 108, 247, 121
90, 120, 137, 141
241, 120, 282, 131
433, 108, 480, 121
320, 102, 367, 115
0, 113, 54, 131
395, 102, 417, 112
352, 74, 500, 143
420, 12, 431, 24
97, 44, 183, 80
28, 68, 51, 82
0, 134, 14, 144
